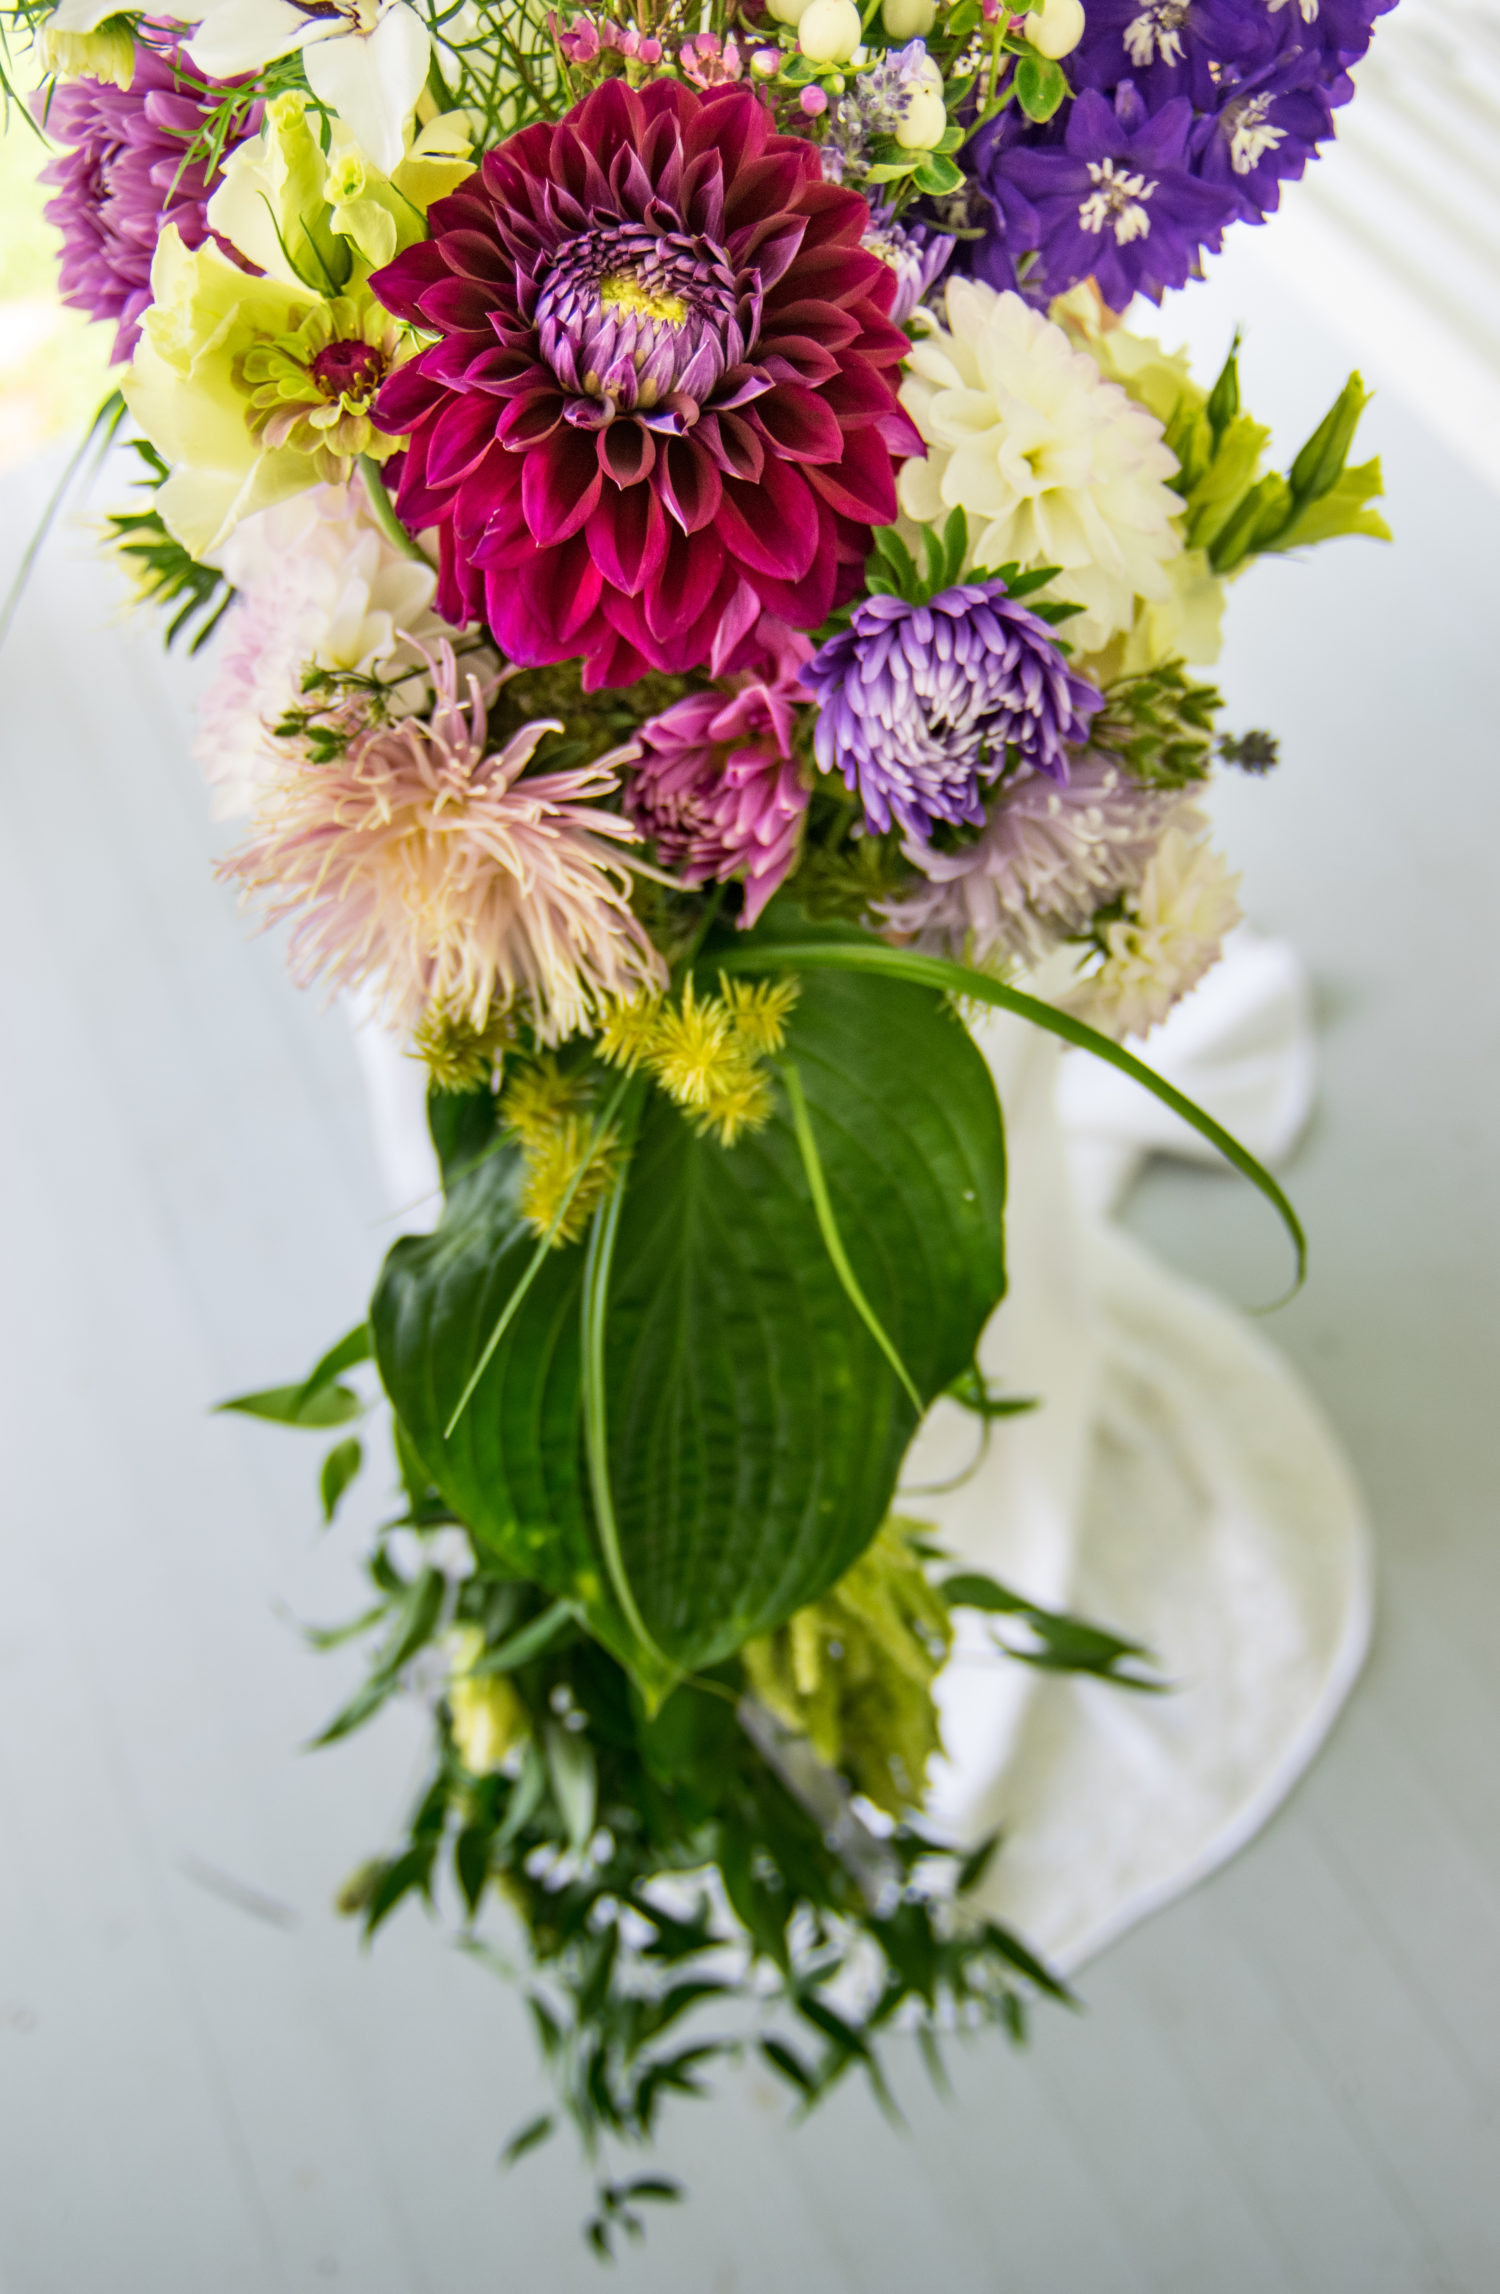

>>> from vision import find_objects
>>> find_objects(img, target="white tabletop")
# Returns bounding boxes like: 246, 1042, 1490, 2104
0, 221, 1497, 2292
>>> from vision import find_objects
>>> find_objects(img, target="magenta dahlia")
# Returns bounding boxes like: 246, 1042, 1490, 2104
370, 80, 920, 690
626, 678, 808, 926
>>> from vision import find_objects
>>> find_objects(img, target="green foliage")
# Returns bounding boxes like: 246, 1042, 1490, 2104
1168, 341, 1389, 574
328, 1555, 1071, 2249
105, 439, 234, 651
372, 915, 1009, 1687
717, 932, 1307, 1297
1092, 660, 1223, 790
864, 508, 1081, 633
942, 1571, 1166, 1689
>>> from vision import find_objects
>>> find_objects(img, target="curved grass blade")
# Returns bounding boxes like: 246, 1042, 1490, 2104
579, 1151, 677, 1698
782, 1061, 924, 1415
443, 1070, 631, 1438
726, 940, 1305, 1297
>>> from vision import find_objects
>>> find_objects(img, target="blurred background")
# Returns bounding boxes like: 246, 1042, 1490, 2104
2, 3, 1499, 2286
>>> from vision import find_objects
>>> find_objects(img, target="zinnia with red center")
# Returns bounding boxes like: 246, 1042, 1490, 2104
369, 79, 920, 690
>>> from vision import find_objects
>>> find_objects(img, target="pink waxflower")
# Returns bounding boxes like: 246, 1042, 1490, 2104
678, 32, 743, 86
626, 680, 809, 927
551, 12, 601, 63
222, 645, 666, 1040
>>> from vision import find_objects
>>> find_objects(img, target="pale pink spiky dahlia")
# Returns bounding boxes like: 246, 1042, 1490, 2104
222, 647, 665, 1040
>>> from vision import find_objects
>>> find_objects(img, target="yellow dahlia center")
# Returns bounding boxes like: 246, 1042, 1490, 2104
598, 270, 688, 328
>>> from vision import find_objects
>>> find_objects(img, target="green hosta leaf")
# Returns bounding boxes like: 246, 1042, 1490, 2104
372, 926, 1007, 1679
911, 151, 966, 196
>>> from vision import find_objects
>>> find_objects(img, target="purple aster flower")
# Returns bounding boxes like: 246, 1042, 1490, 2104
972, 83, 1241, 309
37, 46, 259, 363
626, 679, 809, 926
862, 204, 956, 327
800, 581, 1103, 840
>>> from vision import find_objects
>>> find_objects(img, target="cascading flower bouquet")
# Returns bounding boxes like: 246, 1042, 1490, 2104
7, 0, 1392, 2243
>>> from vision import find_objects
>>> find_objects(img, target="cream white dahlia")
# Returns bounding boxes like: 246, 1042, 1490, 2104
899, 280, 1184, 653
1065, 814, 1242, 1039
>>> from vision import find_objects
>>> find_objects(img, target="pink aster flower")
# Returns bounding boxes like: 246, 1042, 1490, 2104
627, 679, 809, 927
369, 79, 920, 690
221, 646, 666, 1041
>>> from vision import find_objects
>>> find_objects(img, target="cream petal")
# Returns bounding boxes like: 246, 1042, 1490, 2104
185, 0, 312, 76
302, 5, 430, 176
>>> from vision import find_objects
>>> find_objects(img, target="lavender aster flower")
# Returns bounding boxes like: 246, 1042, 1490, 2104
862, 204, 956, 328
37, 47, 258, 363
801, 580, 1102, 840
972, 84, 1240, 310
878, 751, 1181, 965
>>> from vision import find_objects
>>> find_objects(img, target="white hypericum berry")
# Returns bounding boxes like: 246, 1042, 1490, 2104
798, 0, 864, 62
1025, 0, 1086, 58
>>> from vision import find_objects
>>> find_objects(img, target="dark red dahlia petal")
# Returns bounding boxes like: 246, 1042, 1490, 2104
763, 299, 862, 352
746, 500, 839, 627
496, 386, 566, 449
597, 421, 657, 488
573, 79, 646, 173
845, 309, 913, 366
522, 426, 603, 545
694, 410, 764, 483
581, 621, 654, 692
756, 334, 842, 389
480, 124, 550, 203
373, 360, 446, 436
547, 530, 608, 643
425, 394, 499, 489
716, 462, 819, 582
775, 243, 883, 312
749, 385, 845, 466
803, 422, 900, 525
726, 213, 807, 293
656, 437, 723, 535
787, 180, 875, 252
438, 228, 514, 284
683, 83, 769, 179
586, 482, 668, 595
723, 153, 807, 234
369, 240, 450, 326
817, 361, 907, 426
677, 148, 726, 241
416, 274, 501, 333
644, 525, 725, 643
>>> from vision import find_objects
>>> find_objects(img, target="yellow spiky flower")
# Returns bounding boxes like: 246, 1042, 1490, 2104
500, 1054, 593, 1146
410, 999, 513, 1093
646, 977, 738, 1113
692, 1056, 774, 1148
517, 1112, 620, 1244
718, 975, 800, 1057
596, 990, 667, 1074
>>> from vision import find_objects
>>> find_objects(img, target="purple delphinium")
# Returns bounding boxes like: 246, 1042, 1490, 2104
38, 46, 259, 362
1191, 45, 1338, 218
972, 84, 1241, 309
963, 0, 1395, 304
801, 581, 1102, 841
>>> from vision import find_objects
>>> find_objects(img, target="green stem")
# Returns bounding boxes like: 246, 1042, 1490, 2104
782, 1061, 925, 1415
579, 1111, 677, 1689
357, 455, 436, 570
